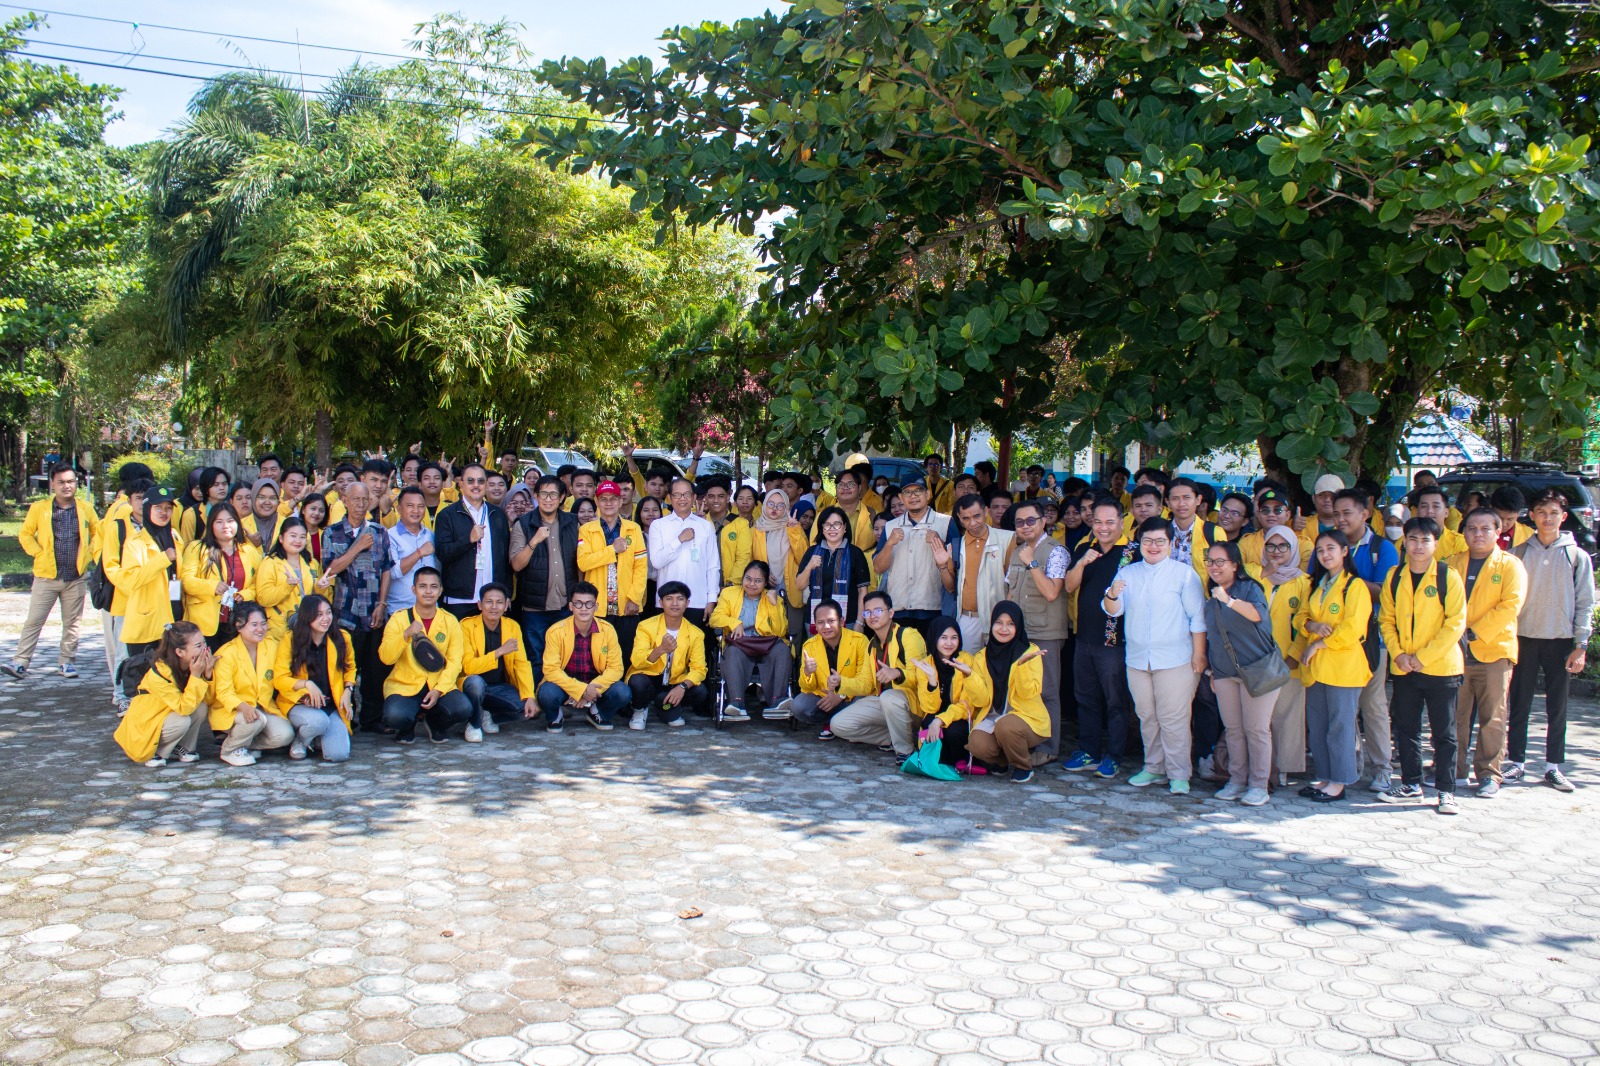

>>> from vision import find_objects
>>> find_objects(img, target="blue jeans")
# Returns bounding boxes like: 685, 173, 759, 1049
790, 693, 859, 728
536, 680, 632, 725
522, 608, 571, 684
287, 706, 351, 762
462, 674, 526, 728
381, 689, 472, 739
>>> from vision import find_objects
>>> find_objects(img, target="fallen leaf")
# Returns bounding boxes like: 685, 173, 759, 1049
678, 907, 704, 920
441, 930, 455, 938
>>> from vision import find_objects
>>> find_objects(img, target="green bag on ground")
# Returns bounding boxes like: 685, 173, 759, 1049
901, 741, 961, 781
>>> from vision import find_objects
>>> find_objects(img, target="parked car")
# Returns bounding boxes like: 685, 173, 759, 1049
672, 451, 760, 491
1437, 460, 1598, 560
519, 447, 595, 476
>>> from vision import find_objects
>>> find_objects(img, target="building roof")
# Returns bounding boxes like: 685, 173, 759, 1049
1402, 411, 1497, 467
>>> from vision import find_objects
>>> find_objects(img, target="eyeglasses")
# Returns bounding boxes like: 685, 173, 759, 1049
1140, 538, 1170, 548
570, 601, 597, 611
463, 477, 486, 485
1263, 542, 1292, 553
862, 607, 887, 618
1203, 557, 1230, 567
537, 490, 561, 499
1221, 508, 1247, 519
1015, 516, 1041, 527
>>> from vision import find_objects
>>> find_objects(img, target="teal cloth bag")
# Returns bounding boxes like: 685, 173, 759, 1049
901, 740, 961, 781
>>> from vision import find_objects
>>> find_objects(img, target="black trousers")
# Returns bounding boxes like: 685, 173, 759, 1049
1073, 641, 1132, 760
349, 625, 389, 730
1191, 672, 1222, 762
1507, 636, 1575, 764
1059, 630, 1079, 739
608, 613, 640, 671
627, 672, 710, 720
1391, 672, 1461, 793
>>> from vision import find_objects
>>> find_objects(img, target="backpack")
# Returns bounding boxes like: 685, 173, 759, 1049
87, 518, 125, 611
1362, 537, 1384, 670
117, 643, 158, 700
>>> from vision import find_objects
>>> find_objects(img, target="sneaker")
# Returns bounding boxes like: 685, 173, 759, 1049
1095, 756, 1118, 779
1368, 767, 1393, 792
1169, 778, 1190, 795
1377, 783, 1424, 804
585, 708, 612, 731
629, 709, 649, 731
0, 661, 25, 679
818, 728, 834, 740
1213, 782, 1246, 802
1545, 769, 1575, 793
665, 716, 686, 728
1197, 754, 1215, 780
1502, 761, 1526, 782
1475, 778, 1500, 798
429, 728, 449, 744
173, 748, 199, 764
1128, 770, 1166, 788
288, 742, 307, 760
1010, 767, 1034, 783
544, 712, 563, 734
58, 662, 78, 679
1437, 792, 1460, 815
1240, 787, 1270, 807
480, 718, 500, 734
767, 698, 794, 720
114, 696, 131, 717
723, 706, 750, 722
220, 750, 255, 767
1454, 777, 1471, 789
396, 732, 416, 745
143, 756, 166, 768
463, 725, 484, 743
1061, 751, 1094, 772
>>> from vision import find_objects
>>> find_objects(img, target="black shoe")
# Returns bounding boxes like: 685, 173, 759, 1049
397, 732, 416, 745
544, 712, 563, 734
1309, 789, 1347, 803
586, 708, 612, 731
1297, 784, 1321, 799
429, 728, 449, 744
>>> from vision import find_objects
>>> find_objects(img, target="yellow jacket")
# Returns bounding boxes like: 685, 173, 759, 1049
716, 516, 754, 588
1506, 521, 1534, 548
751, 523, 811, 609
1379, 560, 1467, 677
98, 514, 140, 616
254, 554, 321, 641
1239, 525, 1314, 571
179, 541, 259, 638
1263, 574, 1311, 679
1403, 527, 1466, 563
575, 518, 648, 616
98, 494, 133, 544
1291, 573, 1373, 688
1445, 506, 1462, 532
967, 643, 1050, 738
799, 630, 876, 698
272, 629, 355, 727
708, 586, 788, 638
114, 662, 209, 762
1168, 517, 1227, 581
240, 510, 286, 553
1447, 549, 1526, 664
209, 636, 284, 729
926, 474, 955, 516
542, 616, 625, 701
380, 607, 465, 696
627, 613, 708, 686
105, 526, 183, 645
866, 623, 928, 699
177, 501, 206, 544
19, 497, 100, 580
912, 652, 988, 726
460, 614, 535, 699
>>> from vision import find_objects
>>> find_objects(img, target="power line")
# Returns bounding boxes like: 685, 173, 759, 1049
22, 38, 355, 81
0, 3, 537, 74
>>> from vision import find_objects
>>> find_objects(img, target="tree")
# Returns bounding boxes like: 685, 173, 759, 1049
652, 298, 783, 462
535, 0, 1600, 489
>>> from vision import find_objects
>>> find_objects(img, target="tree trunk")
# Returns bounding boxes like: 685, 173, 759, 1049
315, 409, 333, 471
14, 425, 27, 502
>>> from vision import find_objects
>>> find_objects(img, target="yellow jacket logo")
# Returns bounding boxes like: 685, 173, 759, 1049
264, 669, 274, 680
1329, 603, 1340, 613
1424, 586, 1438, 598
1288, 597, 1300, 609
1491, 573, 1502, 584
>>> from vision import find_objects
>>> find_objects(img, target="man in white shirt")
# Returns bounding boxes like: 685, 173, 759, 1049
646, 478, 721, 626
433, 463, 510, 620
385, 486, 436, 615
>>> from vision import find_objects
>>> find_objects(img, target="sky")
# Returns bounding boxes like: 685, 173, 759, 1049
10, 0, 779, 144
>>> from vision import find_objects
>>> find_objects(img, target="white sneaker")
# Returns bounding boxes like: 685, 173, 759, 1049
1368, 767, 1392, 792
288, 742, 307, 760
480, 718, 499, 734
173, 748, 199, 764
143, 756, 166, 768
1240, 787, 1270, 807
1198, 754, 1216, 780
629, 709, 648, 731
463, 725, 483, 743
220, 750, 256, 767
722, 706, 750, 722
1213, 782, 1246, 801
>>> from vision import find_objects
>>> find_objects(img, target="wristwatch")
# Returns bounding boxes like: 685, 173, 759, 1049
1025, 561, 1039, 571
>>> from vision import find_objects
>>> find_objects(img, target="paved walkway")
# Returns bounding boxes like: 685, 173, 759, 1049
0, 593, 1597, 1065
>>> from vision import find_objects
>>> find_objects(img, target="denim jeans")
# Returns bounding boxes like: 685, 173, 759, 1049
381, 689, 472, 740
536, 679, 632, 725
288, 705, 352, 762
521, 608, 570, 685
789, 694, 859, 728
462, 674, 526, 728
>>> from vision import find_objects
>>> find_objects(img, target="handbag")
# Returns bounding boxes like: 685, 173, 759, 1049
901, 739, 961, 781
1213, 597, 1291, 698
727, 633, 781, 658
406, 609, 448, 672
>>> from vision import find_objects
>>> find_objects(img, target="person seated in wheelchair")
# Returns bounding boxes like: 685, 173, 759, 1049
625, 580, 709, 730
708, 560, 792, 722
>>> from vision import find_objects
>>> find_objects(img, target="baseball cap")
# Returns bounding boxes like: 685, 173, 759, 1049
1257, 489, 1290, 507
144, 487, 178, 505
1313, 474, 1345, 496
595, 481, 622, 497
901, 475, 928, 490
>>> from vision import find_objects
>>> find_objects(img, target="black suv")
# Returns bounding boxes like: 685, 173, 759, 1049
1436, 460, 1598, 560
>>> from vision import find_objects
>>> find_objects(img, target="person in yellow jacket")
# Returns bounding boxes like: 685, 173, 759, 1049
1164, 478, 1227, 580
1407, 485, 1467, 560
179, 467, 231, 543
1291, 530, 1374, 803
961, 601, 1050, 780
707, 564, 787, 722
254, 517, 321, 641
821, 589, 929, 758
1376, 517, 1468, 813
207, 603, 293, 766
702, 478, 753, 589
272, 594, 355, 761
628, 579, 711, 727
113, 621, 211, 767
98, 476, 152, 709
535, 581, 631, 731
377, 566, 472, 743
239, 479, 287, 553
105, 489, 186, 654
1237, 488, 1315, 569
811, 469, 877, 553
923, 454, 956, 515
792, 599, 876, 736
0, 464, 100, 680
1258, 527, 1310, 786
1447, 508, 1527, 795
911, 617, 990, 770
458, 583, 537, 740
574, 481, 649, 665
180, 503, 259, 651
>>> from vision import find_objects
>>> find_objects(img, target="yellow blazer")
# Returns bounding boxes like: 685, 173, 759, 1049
967, 643, 1050, 738
1169, 518, 1227, 581
868, 623, 928, 699
751, 523, 811, 609
798, 630, 875, 698
628, 614, 708, 686
1291, 573, 1373, 688
1403, 527, 1467, 563
98, 513, 139, 616
105, 527, 183, 644
253, 554, 320, 641
19, 497, 100, 580
115, 662, 209, 762
209, 636, 283, 729
912, 651, 988, 726
1446, 549, 1527, 664
240, 510, 286, 553
272, 629, 355, 727
1263, 574, 1311, 679
541, 616, 625, 701
708, 586, 787, 638
575, 518, 648, 616
1380, 560, 1467, 677
716, 517, 754, 588
379, 607, 465, 696
460, 614, 535, 699
926, 474, 955, 516
179, 541, 259, 637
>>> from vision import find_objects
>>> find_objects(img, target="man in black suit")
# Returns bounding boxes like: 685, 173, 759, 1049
432, 463, 511, 620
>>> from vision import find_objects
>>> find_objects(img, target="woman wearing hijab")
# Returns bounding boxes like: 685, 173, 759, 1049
796, 505, 872, 626
106, 488, 186, 657
911, 616, 988, 771
241, 478, 285, 555
963, 601, 1048, 782
502, 483, 533, 525
1260, 525, 1311, 787
751, 489, 809, 653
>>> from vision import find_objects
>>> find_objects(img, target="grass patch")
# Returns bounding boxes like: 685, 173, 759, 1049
0, 516, 30, 577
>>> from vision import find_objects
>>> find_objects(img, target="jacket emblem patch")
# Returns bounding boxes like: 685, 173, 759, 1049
1424, 586, 1438, 598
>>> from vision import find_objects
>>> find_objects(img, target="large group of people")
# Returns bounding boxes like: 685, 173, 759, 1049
4, 444, 1590, 811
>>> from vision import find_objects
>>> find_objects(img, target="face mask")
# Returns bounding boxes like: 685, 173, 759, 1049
1385, 525, 1404, 541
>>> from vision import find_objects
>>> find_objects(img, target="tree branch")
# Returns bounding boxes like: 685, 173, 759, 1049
1222, 12, 1303, 80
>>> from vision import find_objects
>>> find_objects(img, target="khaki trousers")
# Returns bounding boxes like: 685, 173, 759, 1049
157, 711, 205, 759
1128, 665, 1200, 781
219, 712, 296, 755
16, 576, 88, 665
1455, 657, 1513, 783
1359, 649, 1393, 771
831, 690, 916, 754
966, 714, 1045, 771
1213, 676, 1277, 790
1270, 677, 1307, 774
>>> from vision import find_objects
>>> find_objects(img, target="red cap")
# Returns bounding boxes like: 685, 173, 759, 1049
596, 481, 622, 497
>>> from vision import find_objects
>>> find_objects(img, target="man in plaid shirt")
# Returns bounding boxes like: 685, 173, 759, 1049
318, 481, 394, 730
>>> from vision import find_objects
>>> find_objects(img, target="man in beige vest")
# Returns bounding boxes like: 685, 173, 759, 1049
949, 494, 1013, 652
1005, 498, 1071, 761
874, 476, 953, 635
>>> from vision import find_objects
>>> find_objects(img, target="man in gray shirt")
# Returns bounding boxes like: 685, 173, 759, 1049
510, 475, 580, 681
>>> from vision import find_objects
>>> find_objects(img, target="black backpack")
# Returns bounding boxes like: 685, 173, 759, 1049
1382, 560, 1452, 671
87, 518, 126, 611
117, 643, 158, 700
1362, 537, 1385, 670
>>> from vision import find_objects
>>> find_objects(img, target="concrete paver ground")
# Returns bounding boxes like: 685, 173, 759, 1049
0, 591, 1597, 1065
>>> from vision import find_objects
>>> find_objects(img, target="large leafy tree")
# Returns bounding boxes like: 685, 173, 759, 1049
536, 0, 1600, 487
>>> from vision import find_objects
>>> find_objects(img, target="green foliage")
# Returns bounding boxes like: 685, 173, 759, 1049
536, 0, 1600, 487
108, 450, 173, 486
653, 298, 783, 457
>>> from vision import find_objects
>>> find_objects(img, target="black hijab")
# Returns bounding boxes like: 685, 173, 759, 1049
926, 615, 962, 710
981, 600, 1029, 714
143, 497, 177, 575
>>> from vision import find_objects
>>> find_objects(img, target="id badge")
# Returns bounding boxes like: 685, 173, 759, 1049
168, 578, 183, 601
